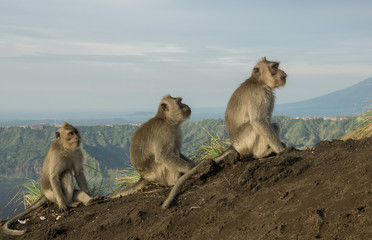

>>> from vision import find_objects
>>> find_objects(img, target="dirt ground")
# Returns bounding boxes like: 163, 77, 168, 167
1, 137, 372, 240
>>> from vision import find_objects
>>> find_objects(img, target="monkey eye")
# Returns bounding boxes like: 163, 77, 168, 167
272, 64, 279, 69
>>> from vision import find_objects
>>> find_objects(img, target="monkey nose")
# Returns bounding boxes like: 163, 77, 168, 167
281, 72, 287, 80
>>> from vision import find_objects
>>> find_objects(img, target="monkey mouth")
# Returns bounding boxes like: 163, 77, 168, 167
183, 107, 191, 117
70, 140, 80, 147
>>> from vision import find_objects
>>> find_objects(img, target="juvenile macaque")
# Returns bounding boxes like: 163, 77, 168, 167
3, 123, 96, 235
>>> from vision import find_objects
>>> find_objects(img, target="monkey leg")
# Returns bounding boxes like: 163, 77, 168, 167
252, 126, 282, 159
72, 189, 92, 206
61, 171, 74, 205
231, 128, 257, 157
43, 189, 56, 203
153, 154, 194, 186
232, 126, 274, 159
145, 165, 181, 186
272, 122, 286, 148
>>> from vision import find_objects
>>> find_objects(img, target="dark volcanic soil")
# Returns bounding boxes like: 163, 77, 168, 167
1, 138, 372, 240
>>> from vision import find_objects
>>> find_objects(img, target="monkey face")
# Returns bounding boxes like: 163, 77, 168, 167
269, 63, 287, 88
254, 58, 287, 89
65, 130, 81, 147
177, 98, 191, 119
159, 95, 191, 123
56, 123, 81, 149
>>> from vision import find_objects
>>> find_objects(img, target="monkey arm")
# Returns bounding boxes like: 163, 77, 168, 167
158, 151, 194, 173
49, 170, 68, 209
74, 168, 89, 194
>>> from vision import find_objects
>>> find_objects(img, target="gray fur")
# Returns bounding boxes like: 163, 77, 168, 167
225, 57, 287, 158
3, 123, 93, 235
162, 57, 287, 208
111, 95, 195, 199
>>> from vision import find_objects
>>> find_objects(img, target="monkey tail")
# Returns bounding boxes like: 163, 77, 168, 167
162, 148, 237, 209
110, 178, 147, 199
3, 195, 47, 236
162, 165, 198, 209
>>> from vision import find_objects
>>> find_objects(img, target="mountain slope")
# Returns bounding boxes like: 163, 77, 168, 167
275, 78, 372, 117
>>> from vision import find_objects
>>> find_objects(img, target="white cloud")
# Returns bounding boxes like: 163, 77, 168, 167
0, 39, 186, 57
0, 41, 40, 57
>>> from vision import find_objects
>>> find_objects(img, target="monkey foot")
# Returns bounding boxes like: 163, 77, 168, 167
87, 196, 105, 205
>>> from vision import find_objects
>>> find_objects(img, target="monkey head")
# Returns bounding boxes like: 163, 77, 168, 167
157, 94, 191, 124
252, 57, 287, 89
55, 123, 81, 149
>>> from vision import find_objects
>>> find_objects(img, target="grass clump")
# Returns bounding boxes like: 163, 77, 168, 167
3, 179, 43, 217
115, 167, 141, 189
84, 164, 118, 196
192, 127, 229, 163
21, 179, 43, 208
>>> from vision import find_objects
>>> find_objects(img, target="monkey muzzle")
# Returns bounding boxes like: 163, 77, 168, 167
182, 105, 191, 118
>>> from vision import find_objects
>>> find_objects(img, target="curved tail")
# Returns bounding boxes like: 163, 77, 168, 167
3, 195, 47, 235
162, 148, 237, 209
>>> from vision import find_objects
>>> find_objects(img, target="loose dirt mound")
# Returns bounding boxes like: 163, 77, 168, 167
1, 137, 372, 240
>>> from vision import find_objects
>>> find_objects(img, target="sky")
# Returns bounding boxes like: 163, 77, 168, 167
1, 0, 372, 115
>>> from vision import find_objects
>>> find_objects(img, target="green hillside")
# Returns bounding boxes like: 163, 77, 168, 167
0, 117, 357, 182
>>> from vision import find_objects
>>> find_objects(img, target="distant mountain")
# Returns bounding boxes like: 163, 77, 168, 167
274, 78, 372, 117
1, 79, 370, 126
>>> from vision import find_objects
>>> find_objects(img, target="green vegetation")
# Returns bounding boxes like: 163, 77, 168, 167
275, 116, 357, 148
340, 103, 372, 140
20, 179, 43, 208
360, 105, 372, 125
192, 127, 229, 163
0, 117, 358, 184
0, 116, 362, 212
3, 179, 43, 216
115, 167, 141, 188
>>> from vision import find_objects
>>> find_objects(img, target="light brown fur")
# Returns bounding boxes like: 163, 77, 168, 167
111, 95, 194, 198
3, 123, 94, 235
225, 57, 287, 158
162, 57, 287, 208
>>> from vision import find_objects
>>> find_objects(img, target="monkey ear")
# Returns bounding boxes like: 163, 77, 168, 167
161, 103, 168, 112
55, 132, 60, 139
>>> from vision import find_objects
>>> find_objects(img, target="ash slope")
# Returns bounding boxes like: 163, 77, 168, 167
1, 137, 372, 240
